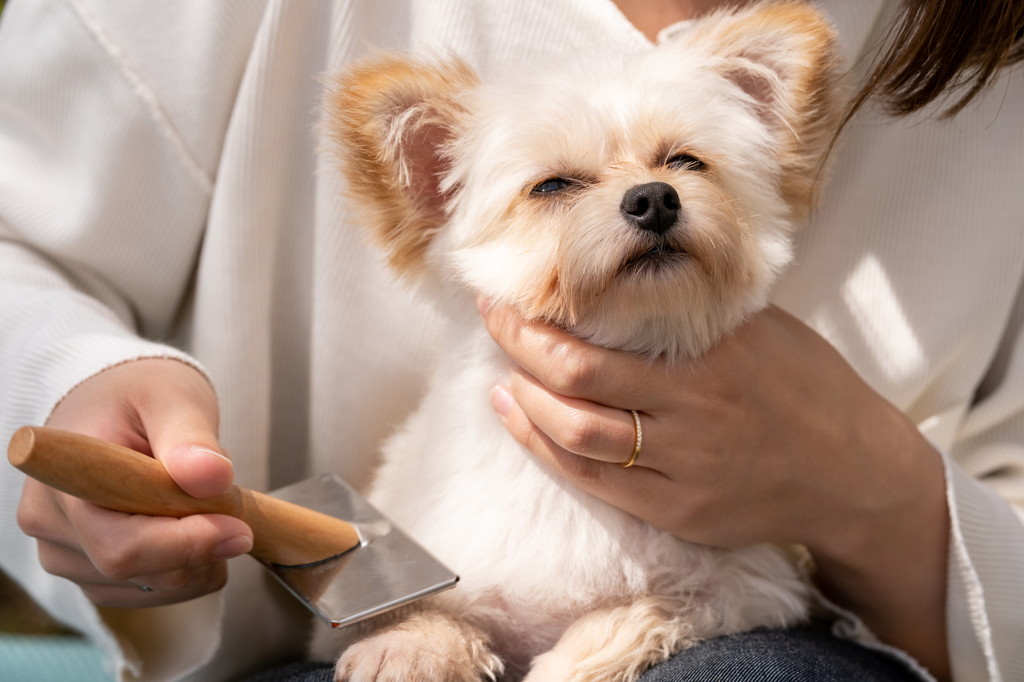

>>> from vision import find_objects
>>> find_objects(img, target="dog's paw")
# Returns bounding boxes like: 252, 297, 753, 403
523, 597, 701, 682
522, 649, 577, 682
333, 611, 503, 682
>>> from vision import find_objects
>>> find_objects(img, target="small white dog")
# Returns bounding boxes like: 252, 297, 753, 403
312, 2, 843, 680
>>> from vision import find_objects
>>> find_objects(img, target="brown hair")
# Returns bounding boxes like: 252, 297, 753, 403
852, 0, 1024, 119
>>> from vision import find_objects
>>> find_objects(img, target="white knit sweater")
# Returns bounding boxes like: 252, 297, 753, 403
0, 1, 1021, 680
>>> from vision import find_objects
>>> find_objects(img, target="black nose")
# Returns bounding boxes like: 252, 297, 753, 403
620, 182, 680, 235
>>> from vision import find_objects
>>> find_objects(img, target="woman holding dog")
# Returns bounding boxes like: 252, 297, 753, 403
0, 1, 1020, 681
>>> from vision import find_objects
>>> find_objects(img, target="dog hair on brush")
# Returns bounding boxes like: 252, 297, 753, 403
312, 2, 844, 680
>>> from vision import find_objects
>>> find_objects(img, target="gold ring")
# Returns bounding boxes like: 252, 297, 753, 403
620, 410, 643, 468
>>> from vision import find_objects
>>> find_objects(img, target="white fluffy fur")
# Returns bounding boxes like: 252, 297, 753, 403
313, 3, 843, 680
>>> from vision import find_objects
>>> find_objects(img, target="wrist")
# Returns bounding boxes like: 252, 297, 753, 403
810, 402, 947, 565
805, 404, 951, 678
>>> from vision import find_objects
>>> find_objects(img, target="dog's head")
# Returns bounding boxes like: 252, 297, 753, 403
324, 1, 843, 360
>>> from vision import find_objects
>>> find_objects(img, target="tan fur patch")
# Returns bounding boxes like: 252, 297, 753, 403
323, 55, 478, 277
687, 0, 845, 216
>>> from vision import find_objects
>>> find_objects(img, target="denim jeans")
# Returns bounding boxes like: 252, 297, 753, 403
245, 625, 926, 682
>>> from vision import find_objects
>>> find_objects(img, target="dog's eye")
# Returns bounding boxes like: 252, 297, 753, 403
666, 154, 705, 171
531, 178, 573, 194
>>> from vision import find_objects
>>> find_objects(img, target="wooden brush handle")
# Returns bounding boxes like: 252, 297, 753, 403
7, 426, 361, 567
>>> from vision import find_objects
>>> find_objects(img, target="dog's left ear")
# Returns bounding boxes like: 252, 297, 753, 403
683, 0, 844, 213
324, 54, 477, 277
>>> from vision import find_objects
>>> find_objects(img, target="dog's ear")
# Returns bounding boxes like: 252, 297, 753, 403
683, 1, 844, 214
324, 54, 477, 276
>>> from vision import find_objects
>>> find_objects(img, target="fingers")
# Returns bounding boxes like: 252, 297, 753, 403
25, 358, 247, 607
72, 503, 252, 578
494, 369, 644, 465
480, 299, 676, 469
479, 299, 695, 531
478, 298, 668, 410
36, 542, 228, 608
489, 383, 675, 528
19, 480, 252, 608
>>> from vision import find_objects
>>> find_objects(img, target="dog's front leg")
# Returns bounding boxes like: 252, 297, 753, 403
334, 609, 504, 682
523, 596, 700, 682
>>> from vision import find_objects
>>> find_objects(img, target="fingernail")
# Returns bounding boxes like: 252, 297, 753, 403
214, 535, 253, 560
475, 295, 493, 315
190, 446, 233, 467
489, 384, 514, 418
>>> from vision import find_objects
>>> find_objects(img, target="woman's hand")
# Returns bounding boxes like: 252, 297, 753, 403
480, 300, 951, 678
16, 359, 253, 609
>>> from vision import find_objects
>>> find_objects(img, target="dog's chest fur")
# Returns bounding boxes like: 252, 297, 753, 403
364, 318, 804, 665
315, 3, 845, 677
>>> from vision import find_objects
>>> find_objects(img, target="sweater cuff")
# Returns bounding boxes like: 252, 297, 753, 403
99, 592, 225, 682
5, 330, 209, 429
943, 449, 1024, 682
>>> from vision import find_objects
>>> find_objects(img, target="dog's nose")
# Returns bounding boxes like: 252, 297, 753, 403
620, 182, 680, 235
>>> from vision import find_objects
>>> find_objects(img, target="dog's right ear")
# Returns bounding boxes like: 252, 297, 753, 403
323, 54, 477, 277
681, 1, 844, 217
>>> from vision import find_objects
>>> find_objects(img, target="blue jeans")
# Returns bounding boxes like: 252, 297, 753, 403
245, 625, 925, 681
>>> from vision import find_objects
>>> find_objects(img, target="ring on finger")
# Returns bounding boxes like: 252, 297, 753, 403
619, 410, 643, 468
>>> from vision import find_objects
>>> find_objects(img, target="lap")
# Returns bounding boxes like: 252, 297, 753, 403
247, 625, 924, 682
638, 625, 924, 682
245, 661, 334, 682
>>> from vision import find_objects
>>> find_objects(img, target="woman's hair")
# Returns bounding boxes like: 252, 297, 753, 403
853, 0, 1024, 119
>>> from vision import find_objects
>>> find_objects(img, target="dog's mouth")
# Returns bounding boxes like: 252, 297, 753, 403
619, 243, 689, 276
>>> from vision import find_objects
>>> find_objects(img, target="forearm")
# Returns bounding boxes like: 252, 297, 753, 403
477, 303, 1021, 679
809, 408, 951, 680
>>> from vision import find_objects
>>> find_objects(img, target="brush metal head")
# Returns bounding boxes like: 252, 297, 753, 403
259, 474, 459, 628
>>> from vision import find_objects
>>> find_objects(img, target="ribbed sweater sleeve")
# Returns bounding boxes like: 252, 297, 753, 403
945, 276, 1024, 682
1, 1, 1021, 680
0, 1, 265, 679
0, 0, 213, 423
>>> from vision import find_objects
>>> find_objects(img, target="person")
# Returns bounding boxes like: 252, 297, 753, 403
0, 1, 1020, 680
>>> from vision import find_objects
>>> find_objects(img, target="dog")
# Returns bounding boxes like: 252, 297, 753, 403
312, 2, 844, 680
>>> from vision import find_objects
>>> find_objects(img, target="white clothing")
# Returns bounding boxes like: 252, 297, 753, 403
0, 1, 1021, 680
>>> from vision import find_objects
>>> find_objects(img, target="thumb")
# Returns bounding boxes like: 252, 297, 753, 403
159, 436, 235, 500
136, 368, 234, 500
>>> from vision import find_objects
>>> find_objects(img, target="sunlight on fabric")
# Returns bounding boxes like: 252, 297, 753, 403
843, 254, 925, 381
